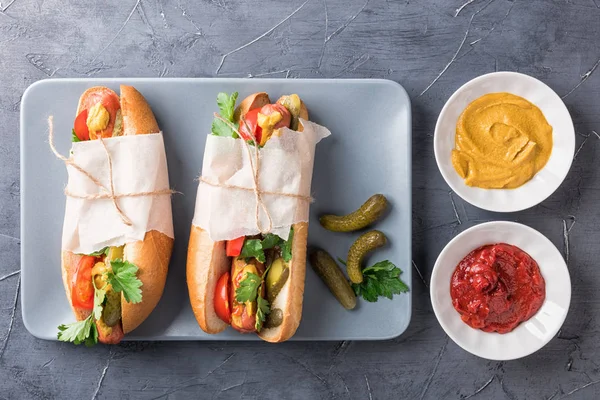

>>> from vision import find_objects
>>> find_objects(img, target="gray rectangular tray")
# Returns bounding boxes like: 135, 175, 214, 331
20, 78, 411, 341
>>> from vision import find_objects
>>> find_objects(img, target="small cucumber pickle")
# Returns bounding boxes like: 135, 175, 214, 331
320, 194, 388, 232
266, 258, 290, 304
309, 250, 357, 310
346, 230, 387, 283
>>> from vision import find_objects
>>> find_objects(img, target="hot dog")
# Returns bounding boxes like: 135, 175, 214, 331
58, 85, 173, 345
187, 92, 310, 343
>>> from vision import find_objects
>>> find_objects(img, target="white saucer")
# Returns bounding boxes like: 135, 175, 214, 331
434, 72, 575, 212
430, 221, 571, 360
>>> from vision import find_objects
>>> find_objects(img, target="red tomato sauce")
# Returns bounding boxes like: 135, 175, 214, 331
450, 243, 545, 334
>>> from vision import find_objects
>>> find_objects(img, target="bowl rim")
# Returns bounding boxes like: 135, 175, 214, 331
430, 220, 572, 360
433, 71, 575, 212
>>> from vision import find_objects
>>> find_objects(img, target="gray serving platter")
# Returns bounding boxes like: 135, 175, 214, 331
20, 78, 411, 341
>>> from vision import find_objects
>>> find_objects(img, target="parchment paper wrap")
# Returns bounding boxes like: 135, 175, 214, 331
62, 133, 174, 254
192, 119, 331, 241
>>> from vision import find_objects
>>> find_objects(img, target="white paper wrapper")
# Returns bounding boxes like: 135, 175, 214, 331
62, 133, 174, 254
193, 119, 331, 241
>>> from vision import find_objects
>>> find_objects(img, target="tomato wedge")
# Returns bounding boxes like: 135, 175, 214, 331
226, 237, 245, 257
214, 272, 231, 324
71, 255, 96, 310
239, 108, 262, 143
77, 88, 121, 139
73, 109, 90, 141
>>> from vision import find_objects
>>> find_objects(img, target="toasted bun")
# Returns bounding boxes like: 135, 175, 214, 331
186, 226, 230, 333
299, 102, 308, 121
120, 85, 160, 136
121, 230, 173, 333
258, 222, 308, 343
61, 86, 172, 335
188, 93, 310, 342
60, 230, 173, 333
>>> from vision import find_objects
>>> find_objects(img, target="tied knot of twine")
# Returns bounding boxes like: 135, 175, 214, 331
47, 116, 177, 226
199, 113, 313, 234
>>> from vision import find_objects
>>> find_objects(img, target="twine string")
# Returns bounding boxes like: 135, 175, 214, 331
47, 116, 176, 226
207, 113, 312, 234
98, 136, 133, 225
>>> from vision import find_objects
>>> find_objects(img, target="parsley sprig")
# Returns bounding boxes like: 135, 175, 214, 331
235, 272, 262, 303
106, 259, 143, 304
57, 257, 143, 346
351, 260, 409, 302
240, 240, 267, 263
239, 229, 294, 264
235, 264, 272, 331
281, 228, 294, 262
256, 296, 271, 331
57, 279, 104, 347
57, 316, 98, 347
211, 92, 239, 137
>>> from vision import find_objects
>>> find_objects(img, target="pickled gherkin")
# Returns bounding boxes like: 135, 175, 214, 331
320, 194, 388, 232
346, 230, 387, 284
309, 250, 357, 310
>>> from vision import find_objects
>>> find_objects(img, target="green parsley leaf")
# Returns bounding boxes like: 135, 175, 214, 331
57, 277, 105, 346
363, 261, 396, 274
240, 239, 266, 263
282, 227, 294, 262
235, 272, 261, 303
261, 233, 282, 250
57, 316, 98, 346
88, 247, 109, 257
337, 258, 347, 266
93, 285, 106, 321
217, 92, 238, 121
84, 319, 99, 347
107, 259, 143, 304
351, 260, 409, 302
72, 128, 81, 143
212, 118, 239, 138
211, 92, 239, 137
255, 295, 271, 332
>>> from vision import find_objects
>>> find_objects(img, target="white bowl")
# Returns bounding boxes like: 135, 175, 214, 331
434, 72, 575, 212
430, 221, 571, 360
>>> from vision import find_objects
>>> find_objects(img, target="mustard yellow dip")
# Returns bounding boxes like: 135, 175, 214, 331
451, 92, 553, 189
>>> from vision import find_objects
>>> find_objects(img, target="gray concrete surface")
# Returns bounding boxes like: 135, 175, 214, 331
1, 0, 599, 398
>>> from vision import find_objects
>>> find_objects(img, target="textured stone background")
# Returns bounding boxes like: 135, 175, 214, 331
1, 0, 600, 399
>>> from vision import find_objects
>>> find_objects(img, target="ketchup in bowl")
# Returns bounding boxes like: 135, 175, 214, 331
450, 243, 545, 334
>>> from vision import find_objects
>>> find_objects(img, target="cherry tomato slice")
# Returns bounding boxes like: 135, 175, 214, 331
226, 237, 245, 257
239, 108, 262, 143
214, 272, 231, 324
73, 109, 90, 141
71, 255, 96, 310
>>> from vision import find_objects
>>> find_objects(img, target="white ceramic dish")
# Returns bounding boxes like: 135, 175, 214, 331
434, 72, 575, 212
430, 221, 571, 360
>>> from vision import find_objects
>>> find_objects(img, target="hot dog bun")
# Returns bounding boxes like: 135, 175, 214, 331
187, 93, 310, 342
257, 222, 308, 342
61, 85, 173, 334
187, 226, 230, 334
